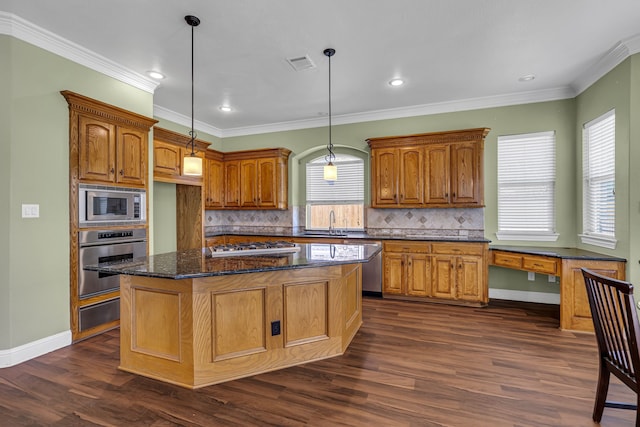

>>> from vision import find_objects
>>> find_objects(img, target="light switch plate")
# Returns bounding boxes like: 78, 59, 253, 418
22, 204, 39, 218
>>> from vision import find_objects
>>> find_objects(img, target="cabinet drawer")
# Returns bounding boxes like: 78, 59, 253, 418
384, 241, 431, 254
492, 251, 523, 269
431, 242, 484, 256
522, 256, 558, 275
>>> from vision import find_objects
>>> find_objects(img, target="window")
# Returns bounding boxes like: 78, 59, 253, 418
496, 131, 557, 241
306, 153, 364, 230
581, 110, 616, 249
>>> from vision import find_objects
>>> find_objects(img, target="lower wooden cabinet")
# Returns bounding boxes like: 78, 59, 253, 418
382, 240, 488, 305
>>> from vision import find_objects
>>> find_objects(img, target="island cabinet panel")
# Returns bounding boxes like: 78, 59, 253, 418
367, 127, 490, 208
118, 264, 362, 389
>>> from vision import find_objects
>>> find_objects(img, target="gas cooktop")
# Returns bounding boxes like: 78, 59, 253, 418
207, 241, 301, 258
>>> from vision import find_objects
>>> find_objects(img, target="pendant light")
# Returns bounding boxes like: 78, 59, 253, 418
323, 48, 337, 182
183, 15, 203, 176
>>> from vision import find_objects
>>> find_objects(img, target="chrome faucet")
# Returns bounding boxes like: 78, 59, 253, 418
329, 210, 336, 235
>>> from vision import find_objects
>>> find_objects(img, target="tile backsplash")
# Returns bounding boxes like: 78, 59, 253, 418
205, 206, 484, 238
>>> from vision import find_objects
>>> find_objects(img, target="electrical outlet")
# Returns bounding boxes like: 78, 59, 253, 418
21, 204, 39, 218
548, 275, 556, 283
527, 272, 535, 281
271, 320, 281, 336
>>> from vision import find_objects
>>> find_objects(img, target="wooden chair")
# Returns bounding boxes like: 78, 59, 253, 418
582, 268, 640, 425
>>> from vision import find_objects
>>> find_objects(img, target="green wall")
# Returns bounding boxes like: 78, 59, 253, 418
1, 36, 11, 346
1, 36, 153, 350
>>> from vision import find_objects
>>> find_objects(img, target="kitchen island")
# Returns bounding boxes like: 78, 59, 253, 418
86, 242, 381, 389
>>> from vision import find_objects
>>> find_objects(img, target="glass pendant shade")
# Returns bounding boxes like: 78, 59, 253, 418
183, 154, 203, 176
323, 163, 337, 181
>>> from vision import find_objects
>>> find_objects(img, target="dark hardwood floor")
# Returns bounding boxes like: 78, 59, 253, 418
0, 298, 636, 426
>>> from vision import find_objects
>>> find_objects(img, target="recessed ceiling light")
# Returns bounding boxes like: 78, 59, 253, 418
147, 71, 165, 80
219, 105, 232, 112
518, 74, 536, 82
389, 78, 404, 87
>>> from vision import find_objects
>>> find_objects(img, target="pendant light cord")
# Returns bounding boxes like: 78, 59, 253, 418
324, 48, 336, 164
186, 15, 200, 155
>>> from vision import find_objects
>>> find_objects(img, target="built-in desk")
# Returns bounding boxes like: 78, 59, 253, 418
490, 246, 626, 332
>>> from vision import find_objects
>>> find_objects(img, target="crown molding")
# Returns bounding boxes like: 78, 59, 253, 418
153, 104, 223, 138
0, 12, 159, 94
218, 86, 575, 138
571, 33, 640, 94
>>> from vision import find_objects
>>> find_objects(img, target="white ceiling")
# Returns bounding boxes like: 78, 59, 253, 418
3, 0, 640, 137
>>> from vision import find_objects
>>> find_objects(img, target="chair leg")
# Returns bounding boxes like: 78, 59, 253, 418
635, 394, 640, 427
593, 363, 610, 422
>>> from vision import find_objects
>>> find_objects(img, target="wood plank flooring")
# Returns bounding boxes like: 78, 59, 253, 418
0, 298, 636, 426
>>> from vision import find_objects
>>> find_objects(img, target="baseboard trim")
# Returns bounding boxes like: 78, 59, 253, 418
489, 288, 560, 305
0, 330, 72, 368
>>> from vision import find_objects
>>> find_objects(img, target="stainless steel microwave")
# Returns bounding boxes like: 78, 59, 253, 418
79, 185, 146, 225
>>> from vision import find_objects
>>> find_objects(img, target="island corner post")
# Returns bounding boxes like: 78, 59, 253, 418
118, 262, 363, 389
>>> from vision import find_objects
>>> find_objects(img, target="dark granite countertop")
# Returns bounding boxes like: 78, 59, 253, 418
490, 245, 626, 262
205, 230, 490, 243
85, 242, 382, 279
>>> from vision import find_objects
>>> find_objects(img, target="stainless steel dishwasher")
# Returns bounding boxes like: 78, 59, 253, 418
361, 242, 382, 297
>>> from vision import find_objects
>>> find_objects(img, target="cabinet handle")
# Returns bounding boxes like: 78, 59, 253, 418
453, 192, 456, 198
119, 169, 124, 176
110, 167, 115, 174
393, 194, 397, 202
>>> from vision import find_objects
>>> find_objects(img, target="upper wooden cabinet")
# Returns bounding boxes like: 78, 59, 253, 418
222, 148, 291, 210
367, 128, 490, 208
152, 127, 208, 186
63, 91, 157, 188
204, 152, 224, 209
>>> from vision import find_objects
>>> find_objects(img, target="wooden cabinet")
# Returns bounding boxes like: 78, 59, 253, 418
224, 160, 241, 208
367, 128, 490, 208
204, 154, 224, 208
77, 116, 148, 187
372, 147, 423, 207
152, 127, 208, 185
224, 148, 291, 210
383, 240, 488, 305
383, 241, 431, 296
490, 248, 626, 331
61, 90, 157, 342
431, 243, 486, 302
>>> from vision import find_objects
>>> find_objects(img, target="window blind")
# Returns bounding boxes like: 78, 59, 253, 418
497, 131, 556, 239
306, 155, 364, 203
583, 110, 615, 239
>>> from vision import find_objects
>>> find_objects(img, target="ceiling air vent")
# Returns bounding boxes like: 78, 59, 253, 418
286, 54, 316, 71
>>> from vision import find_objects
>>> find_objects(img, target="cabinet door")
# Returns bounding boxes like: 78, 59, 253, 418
406, 254, 430, 297
78, 116, 116, 183
383, 253, 404, 295
224, 160, 241, 207
456, 255, 483, 302
372, 148, 398, 206
240, 160, 258, 207
431, 255, 456, 299
257, 158, 277, 208
424, 144, 450, 205
450, 142, 480, 205
153, 140, 181, 178
116, 127, 147, 186
398, 147, 424, 205
205, 158, 225, 208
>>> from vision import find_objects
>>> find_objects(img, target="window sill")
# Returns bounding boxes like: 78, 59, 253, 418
579, 234, 617, 250
495, 232, 559, 242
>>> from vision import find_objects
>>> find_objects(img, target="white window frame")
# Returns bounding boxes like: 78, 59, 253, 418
305, 153, 364, 231
496, 131, 558, 241
579, 109, 616, 249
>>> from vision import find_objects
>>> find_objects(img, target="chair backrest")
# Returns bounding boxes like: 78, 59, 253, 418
582, 268, 640, 392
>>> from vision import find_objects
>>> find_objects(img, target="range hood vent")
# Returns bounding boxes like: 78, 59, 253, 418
286, 54, 316, 71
